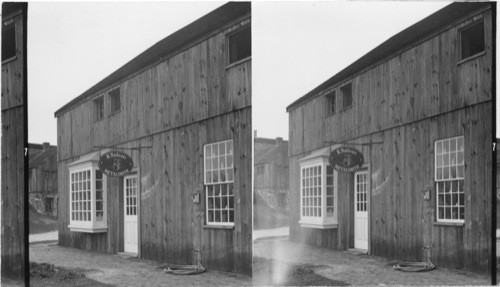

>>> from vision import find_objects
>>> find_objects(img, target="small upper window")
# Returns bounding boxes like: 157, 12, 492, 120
109, 88, 121, 114
461, 21, 485, 60
228, 27, 251, 64
2, 25, 16, 62
341, 83, 352, 110
327, 91, 336, 115
94, 97, 104, 120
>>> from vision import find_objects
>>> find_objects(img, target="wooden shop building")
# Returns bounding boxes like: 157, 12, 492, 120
286, 2, 494, 272
1, 2, 27, 280
54, 2, 251, 274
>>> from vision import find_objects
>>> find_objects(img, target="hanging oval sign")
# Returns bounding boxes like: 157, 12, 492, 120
98, 151, 133, 177
329, 146, 364, 173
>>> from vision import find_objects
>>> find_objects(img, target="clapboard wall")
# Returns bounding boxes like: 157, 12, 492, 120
1, 3, 27, 280
57, 8, 252, 274
288, 5, 492, 272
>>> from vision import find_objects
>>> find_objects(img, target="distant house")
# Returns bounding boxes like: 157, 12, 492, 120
29, 142, 58, 217
54, 3, 251, 274
254, 133, 289, 212
287, 2, 493, 273
1, 2, 27, 280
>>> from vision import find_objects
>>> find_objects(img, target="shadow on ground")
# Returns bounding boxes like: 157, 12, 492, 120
252, 257, 349, 286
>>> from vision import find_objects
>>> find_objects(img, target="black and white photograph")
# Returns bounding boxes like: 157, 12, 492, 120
252, 1, 494, 286
0, 1, 498, 286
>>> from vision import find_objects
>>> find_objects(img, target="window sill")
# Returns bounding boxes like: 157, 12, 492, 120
225, 56, 251, 70
457, 51, 485, 66
2, 56, 17, 65
433, 221, 464, 227
299, 220, 338, 229
108, 110, 121, 117
68, 225, 108, 233
203, 224, 234, 230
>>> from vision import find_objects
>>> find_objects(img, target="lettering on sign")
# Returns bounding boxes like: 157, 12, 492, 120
98, 151, 133, 177
328, 146, 364, 173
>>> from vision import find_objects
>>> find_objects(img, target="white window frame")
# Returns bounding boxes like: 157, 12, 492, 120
435, 136, 465, 223
204, 139, 235, 226
68, 161, 108, 233
298, 153, 338, 229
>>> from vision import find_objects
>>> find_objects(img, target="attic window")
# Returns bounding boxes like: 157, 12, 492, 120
341, 83, 352, 110
326, 91, 336, 115
228, 27, 251, 64
109, 88, 121, 114
460, 21, 485, 60
2, 24, 16, 62
94, 97, 104, 120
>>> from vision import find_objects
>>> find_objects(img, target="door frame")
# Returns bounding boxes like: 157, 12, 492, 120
352, 164, 370, 253
119, 168, 140, 256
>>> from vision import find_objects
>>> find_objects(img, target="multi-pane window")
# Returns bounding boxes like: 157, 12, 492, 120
2, 24, 16, 62
94, 97, 104, 120
355, 172, 368, 212
228, 26, 251, 64
327, 91, 336, 115
460, 21, 485, 60
341, 83, 352, 110
299, 150, 338, 228
326, 165, 335, 216
125, 175, 137, 216
68, 163, 107, 233
435, 136, 465, 222
109, 88, 121, 114
204, 140, 234, 225
71, 170, 92, 222
301, 165, 322, 218
95, 170, 104, 221
45, 197, 54, 213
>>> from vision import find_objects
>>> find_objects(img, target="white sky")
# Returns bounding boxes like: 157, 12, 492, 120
29, 2, 495, 144
28, 2, 224, 144
253, 1, 454, 140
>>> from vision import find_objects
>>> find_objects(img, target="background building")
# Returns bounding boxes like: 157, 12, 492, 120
254, 133, 289, 229
29, 142, 58, 217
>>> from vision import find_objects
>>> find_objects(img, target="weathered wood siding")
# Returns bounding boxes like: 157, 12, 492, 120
57, 15, 252, 274
289, 8, 492, 272
1, 6, 26, 279
255, 163, 289, 189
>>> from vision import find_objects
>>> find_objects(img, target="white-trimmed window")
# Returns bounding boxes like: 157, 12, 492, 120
299, 149, 338, 229
68, 161, 108, 233
435, 136, 465, 223
204, 140, 234, 226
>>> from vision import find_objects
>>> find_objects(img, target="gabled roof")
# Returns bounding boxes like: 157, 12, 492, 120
29, 144, 57, 169
255, 140, 288, 165
286, 2, 492, 112
54, 2, 251, 117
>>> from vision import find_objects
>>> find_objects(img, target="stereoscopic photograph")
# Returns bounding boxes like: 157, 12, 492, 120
0, 1, 497, 286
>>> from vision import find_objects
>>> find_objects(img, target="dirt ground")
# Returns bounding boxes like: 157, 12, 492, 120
254, 237, 490, 286
29, 207, 57, 234
30, 262, 112, 287
253, 256, 349, 286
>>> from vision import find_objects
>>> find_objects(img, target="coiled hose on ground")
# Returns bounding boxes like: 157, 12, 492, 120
164, 264, 206, 275
393, 260, 436, 272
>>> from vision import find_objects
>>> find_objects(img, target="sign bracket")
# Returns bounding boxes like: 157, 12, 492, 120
324, 140, 383, 147
94, 145, 152, 151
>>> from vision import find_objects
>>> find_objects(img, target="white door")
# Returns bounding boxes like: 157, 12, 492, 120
124, 175, 138, 254
354, 171, 368, 251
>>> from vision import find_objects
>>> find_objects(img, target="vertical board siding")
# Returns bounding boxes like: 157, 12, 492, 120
288, 9, 492, 273
1, 9, 25, 279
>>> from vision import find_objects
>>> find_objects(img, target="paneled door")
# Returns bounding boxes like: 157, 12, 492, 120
124, 175, 138, 254
354, 170, 368, 251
